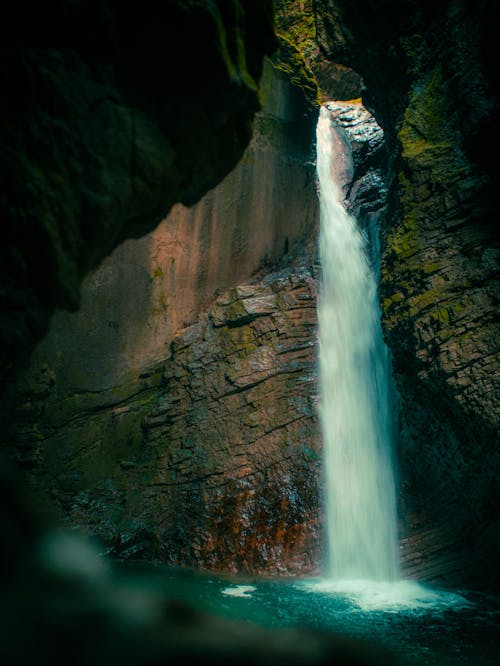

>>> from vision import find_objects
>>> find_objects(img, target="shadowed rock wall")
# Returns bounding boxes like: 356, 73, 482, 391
3, 83, 391, 575
0, 0, 275, 379
7, 60, 317, 394
3, 0, 497, 592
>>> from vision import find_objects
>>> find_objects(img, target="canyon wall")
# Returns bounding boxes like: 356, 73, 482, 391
2, 0, 498, 592
4, 89, 390, 575
3, 61, 323, 574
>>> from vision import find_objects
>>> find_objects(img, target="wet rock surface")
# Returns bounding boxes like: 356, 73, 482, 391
3, 0, 498, 596
5, 266, 322, 574
2, 95, 390, 576
1, 54, 323, 575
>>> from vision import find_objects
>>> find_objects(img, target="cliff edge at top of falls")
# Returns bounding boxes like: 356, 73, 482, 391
0, 0, 275, 380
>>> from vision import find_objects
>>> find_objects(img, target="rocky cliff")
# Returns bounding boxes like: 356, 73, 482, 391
3, 3, 498, 665
2, 59, 324, 573
3, 89, 391, 575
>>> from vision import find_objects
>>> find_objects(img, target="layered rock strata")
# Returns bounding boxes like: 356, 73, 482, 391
4, 60, 317, 398
8, 267, 322, 574
4, 97, 390, 574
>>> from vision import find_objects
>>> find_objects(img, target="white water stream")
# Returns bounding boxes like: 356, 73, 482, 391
316, 105, 399, 581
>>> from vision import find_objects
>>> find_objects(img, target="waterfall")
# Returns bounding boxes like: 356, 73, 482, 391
316, 105, 399, 581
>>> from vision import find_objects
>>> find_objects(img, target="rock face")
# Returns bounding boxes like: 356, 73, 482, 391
314, 0, 499, 589
5, 60, 318, 396
0, 0, 275, 380
3, 61, 322, 574
274, 0, 363, 101
7, 266, 322, 574
126, 269, 321, 572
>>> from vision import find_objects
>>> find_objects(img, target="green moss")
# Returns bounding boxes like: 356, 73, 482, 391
399, 65, 462, 171
209, 2, 257, 91
431, 308, 450, 324
421, 262, 442, 274
401, 67, 450, 145
224, 299, 248, 321
272, 34, 320, 107
274, 0, 317, 61
450, 299, 469, 316
218, 320, 257, 353
400, 137, 453, 160
383, 292, 405, 311
152, 265, 163, 279
408, 290, 440, 316
386, 212, 420, 261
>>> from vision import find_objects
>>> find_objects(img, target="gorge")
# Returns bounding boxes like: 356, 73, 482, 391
0, 1, 498, 665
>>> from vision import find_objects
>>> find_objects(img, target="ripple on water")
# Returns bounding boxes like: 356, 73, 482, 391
299, 578, 473, 612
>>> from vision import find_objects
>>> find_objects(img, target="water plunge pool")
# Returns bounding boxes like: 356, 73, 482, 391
115, 563, 499, 666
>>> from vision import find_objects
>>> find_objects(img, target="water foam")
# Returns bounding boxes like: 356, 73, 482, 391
221, 585, 256, 598
300, 578, 472, 612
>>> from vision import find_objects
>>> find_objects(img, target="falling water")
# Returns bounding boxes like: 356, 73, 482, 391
316, 105, 399, 581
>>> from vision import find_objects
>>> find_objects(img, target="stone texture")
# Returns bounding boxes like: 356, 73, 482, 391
5, 60, 318, 396
2, 92, 392, 577
4, 93, 391, 577
274, 0, 363, 102
6, 267, 322, 575
5, 0, 498, 594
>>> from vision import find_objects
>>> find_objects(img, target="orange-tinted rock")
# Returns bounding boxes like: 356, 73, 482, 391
6, 267, 322, 575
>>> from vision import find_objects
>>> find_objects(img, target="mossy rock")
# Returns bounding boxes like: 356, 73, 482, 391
272, 34, 320, 108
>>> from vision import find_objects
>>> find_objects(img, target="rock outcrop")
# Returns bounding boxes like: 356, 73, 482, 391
275, 0, 363, 101
2, 0, 497, 594
3, 93, 390, 575
7, 265, 322, 574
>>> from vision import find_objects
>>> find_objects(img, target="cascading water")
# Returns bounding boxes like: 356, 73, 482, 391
316, 104, 399, 582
